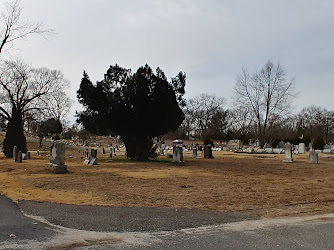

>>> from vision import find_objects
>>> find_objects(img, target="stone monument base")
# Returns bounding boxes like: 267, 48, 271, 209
47, 163, 68, 174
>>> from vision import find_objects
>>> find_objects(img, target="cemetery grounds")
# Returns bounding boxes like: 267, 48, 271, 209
1, 133, 334, 218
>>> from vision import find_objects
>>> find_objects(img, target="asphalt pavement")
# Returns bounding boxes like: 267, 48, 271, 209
1, 194, 334, 249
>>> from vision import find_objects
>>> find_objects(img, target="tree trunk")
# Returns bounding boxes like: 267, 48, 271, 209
123, 136, 154, 161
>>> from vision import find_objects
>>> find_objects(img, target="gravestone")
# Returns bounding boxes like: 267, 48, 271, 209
13, 146, 18, 162
192, 147, 198, 157
299, 143, 306, 154
83, 159, 90, 165
273, 148, 283, 154
172, 146, 184, 165
84, 149, 89, 159
36, 150, 39, 156
22, 153, 26, 160
17, 150, 22, 163
283, 142, 293, 163
323, 145, 331, 154
265, 147, 273, 154
89, 158, 98, 165
102, 147, 105, 154
91, 149, 97, 158
204, 145, 214, 159
228, 140, 242, 151
309, 150, 318, 164
47, 141, 67, 174
109, 150, 113, 158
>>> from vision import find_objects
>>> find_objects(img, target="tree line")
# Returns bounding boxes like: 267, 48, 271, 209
174, 61, 333, 148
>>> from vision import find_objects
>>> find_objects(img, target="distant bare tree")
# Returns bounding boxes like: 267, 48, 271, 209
233, 61, 295, 146
297, 105, 334, 143
185, 94, 226, 138
0, 0, 54, 54
230, 106, 255, 137
41, 90, 73, 122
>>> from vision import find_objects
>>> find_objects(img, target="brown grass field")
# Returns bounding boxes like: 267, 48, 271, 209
1, 134, 334, 218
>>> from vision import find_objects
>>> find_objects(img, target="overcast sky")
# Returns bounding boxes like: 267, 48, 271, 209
2, 0, 334, 124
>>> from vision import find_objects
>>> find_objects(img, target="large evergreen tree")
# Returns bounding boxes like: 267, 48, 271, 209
77, 64, 186, 160
3, 106, 27, 157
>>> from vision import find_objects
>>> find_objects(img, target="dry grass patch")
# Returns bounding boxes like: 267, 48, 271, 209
1, 147, 334, 218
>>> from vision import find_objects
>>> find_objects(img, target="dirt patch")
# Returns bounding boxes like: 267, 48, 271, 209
1, 146, 334, 218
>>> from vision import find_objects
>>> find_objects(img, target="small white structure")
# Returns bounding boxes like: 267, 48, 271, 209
298, 143, 305, 154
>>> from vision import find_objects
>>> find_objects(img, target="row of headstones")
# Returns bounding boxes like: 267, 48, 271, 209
82, 147, 117, 165
172, 145, 214, 165
13, 146, 31, 162
160, 145, 205, 156
83, 149, 98, 165
283, 142, 319, 164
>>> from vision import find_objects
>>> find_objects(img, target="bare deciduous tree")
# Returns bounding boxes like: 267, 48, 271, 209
0, 0, 54, 54
39, 90, 73, 122
297, 105, 334, 143
0, 59, 71, 157
0, 59, 69, 121
185, 94, 226, 138
233, 60, 295, 146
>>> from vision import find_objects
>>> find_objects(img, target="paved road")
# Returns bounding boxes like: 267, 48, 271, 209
1, 195, 334, 249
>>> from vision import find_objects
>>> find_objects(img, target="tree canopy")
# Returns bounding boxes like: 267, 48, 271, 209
77, 64, 186, 160
0, 59, 70, 157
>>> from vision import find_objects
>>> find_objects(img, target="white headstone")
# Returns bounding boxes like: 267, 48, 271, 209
298, 143, 305, 154
283, 143, 293, 163
265, 148, 273, 154
273, 148, 283, 154
309, 150, 318, 164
